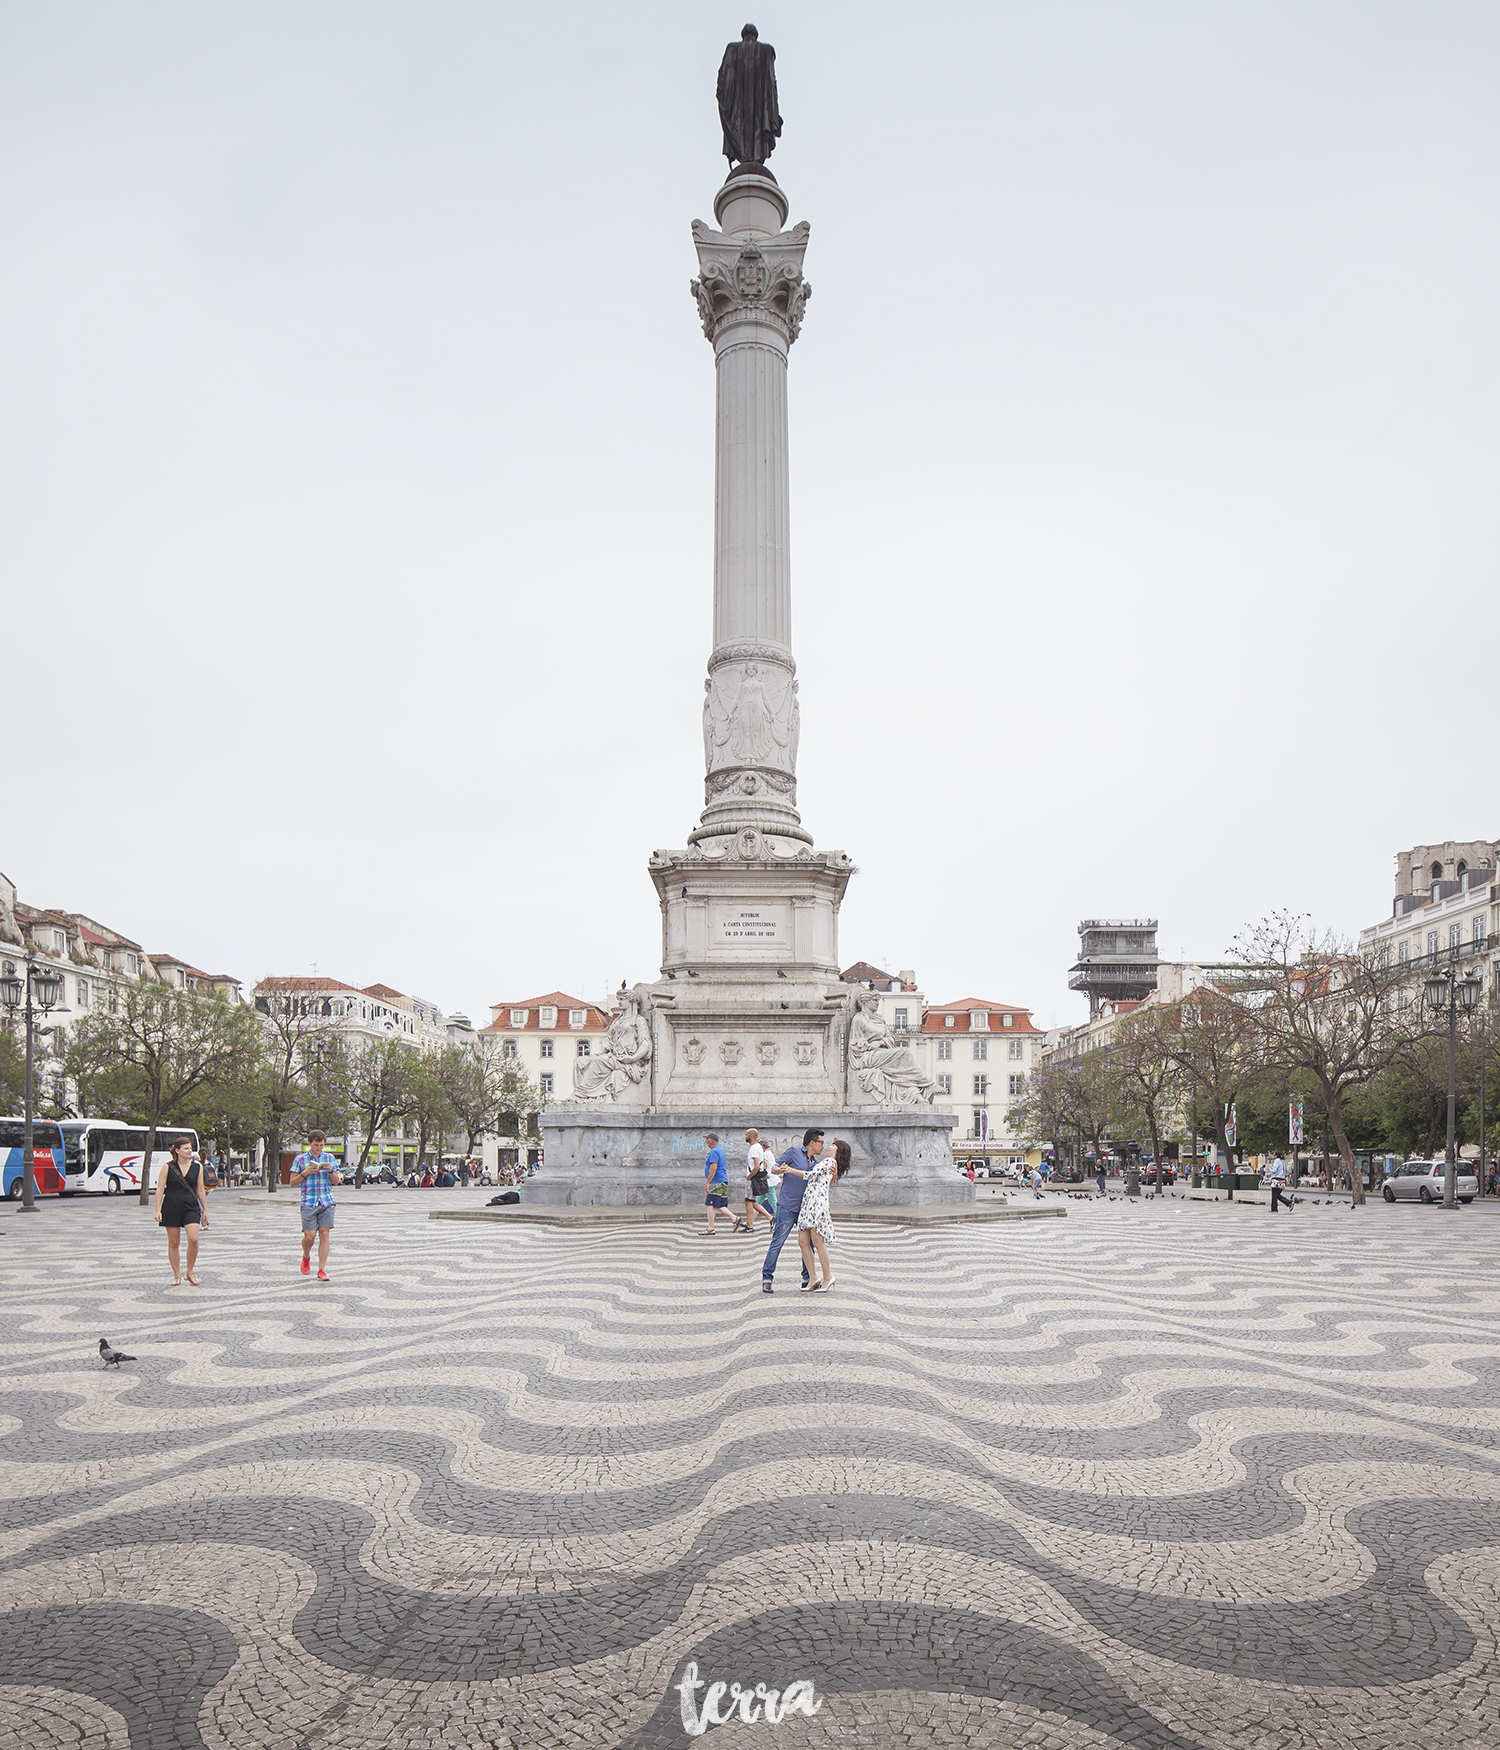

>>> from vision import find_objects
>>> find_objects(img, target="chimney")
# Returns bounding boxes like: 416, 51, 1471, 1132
899, 968, 916, 987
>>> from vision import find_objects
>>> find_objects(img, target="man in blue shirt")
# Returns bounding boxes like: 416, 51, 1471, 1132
290, 1128, 341, 1281
761, 1128, 822, 1293
702, 1132, 730, 1234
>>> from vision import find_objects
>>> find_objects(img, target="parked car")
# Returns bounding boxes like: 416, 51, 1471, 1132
1382, 1160, 1477, 1204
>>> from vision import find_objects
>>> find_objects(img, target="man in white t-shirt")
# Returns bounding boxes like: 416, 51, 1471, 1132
733, 1127, 777, 1234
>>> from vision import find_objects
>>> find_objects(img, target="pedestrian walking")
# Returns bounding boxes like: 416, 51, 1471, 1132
1269, 1153, 1292, 1213
734, 1128, 776, 1233
290, 1128, 341, 1281
797, 1137, 849, 1293
702, 1132, 730, 1234
761, 1130, 821, 1293
153, 1134, 205, 1286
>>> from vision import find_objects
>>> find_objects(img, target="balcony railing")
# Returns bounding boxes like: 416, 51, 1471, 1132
1067, 965, 1160, 991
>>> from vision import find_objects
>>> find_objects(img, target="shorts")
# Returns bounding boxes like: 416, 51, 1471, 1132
752, 1189, 776, 1213
705, 1188, 729, 1209
300, 1203, 336, 1233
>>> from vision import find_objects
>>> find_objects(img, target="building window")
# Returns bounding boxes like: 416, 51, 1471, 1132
894, 1008, 908, 1032
1378, 946, 1390, 970
107, 984, 118, 1014
569, 1008, 587, 1028
1475, 915, 1486, 947
1398, 940, 1409, 965
943, 1014, 956, 1028
1450, 923, 1462, 954
936, 1039, 952, 1061
972, 1040, 987, 1061
970, 1011, 989, 1032
52, 930, 64, 952
1007, 1040, 1023, 1061
127, 953, 138, 975
973, 1074, 988, 1098
539, 1073, 553, 1096
510, 1008, 527, 1027
1001, 1013, 1013, 1027
936, 1074, 952, 1095
1008, 1074, 1025, 1096
540, 1006, 557, 1026
1428, 931, 1438, 957
539, 1039, 554, 1058
76, 978, 89, 1007
971, 1110, 985, 1138
101, 952, 112, 971
577, 1040, 590, 1057
501, 1039, 518, 1059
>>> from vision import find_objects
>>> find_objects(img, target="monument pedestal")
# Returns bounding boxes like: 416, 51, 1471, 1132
534, 1108, 965, 1207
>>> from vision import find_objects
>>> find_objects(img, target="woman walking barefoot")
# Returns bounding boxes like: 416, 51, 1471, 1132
796, 1138, 850, 1292
154, 1135, 204, 1286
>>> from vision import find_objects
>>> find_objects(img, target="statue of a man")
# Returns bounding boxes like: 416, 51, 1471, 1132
717, 24, 781, 169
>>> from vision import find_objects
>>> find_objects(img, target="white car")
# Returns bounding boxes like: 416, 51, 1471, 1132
1382, 1160, 1477, 1204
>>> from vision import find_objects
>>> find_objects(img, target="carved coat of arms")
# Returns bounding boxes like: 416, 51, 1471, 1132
793, 1041, 817, 1067
735, 245, 768, 300
719, 1040, 744, 1067
682, 1037, 707, 1066
756, 1040, 780, 1066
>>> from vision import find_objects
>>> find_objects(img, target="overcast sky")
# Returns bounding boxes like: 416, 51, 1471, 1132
3, 3, 1496, 1029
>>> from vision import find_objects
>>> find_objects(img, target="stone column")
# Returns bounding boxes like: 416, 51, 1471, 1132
688, 168, 812, 857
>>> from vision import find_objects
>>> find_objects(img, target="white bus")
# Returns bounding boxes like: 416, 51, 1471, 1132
58, 1121, 199, 1195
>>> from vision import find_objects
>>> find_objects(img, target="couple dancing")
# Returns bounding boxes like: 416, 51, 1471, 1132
761, 1127, 850, 1295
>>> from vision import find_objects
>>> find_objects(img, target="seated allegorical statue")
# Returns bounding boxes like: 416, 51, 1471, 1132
847, 994, 938, 1108
573, 989, 653, 1102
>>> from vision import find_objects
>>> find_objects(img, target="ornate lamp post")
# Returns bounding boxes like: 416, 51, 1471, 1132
1424, 966, 1483, 1209
0, 961, 64, 1212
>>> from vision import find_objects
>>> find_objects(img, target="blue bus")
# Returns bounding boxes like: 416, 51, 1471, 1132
1, 1117, 67, 1198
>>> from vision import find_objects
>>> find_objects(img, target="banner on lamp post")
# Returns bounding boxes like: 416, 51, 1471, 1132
1224, 1102, 1237, 1148
1289, 1098, 1304, 1146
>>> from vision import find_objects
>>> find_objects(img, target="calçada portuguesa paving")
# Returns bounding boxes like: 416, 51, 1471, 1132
1, 1187, 1498, 1749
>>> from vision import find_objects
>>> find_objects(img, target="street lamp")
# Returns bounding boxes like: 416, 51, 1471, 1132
1, 961, 63, 1212
1425, 966, 1483, 1209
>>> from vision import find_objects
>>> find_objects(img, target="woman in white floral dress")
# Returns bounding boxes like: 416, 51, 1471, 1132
797, 1138, 850, 1292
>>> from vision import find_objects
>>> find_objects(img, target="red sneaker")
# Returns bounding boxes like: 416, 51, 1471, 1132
317, 1269, 330, 1281
300, 1256, 310, 1275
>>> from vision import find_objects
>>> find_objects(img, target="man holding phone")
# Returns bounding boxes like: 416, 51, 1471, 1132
290, 1129, 341, 1280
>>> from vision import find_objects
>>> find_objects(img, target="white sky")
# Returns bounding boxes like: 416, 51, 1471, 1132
3, 3, 1496, 1029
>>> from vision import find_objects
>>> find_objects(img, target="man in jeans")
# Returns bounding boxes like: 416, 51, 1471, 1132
761, 1128, 822, 1294
290, 1129, 341, 1281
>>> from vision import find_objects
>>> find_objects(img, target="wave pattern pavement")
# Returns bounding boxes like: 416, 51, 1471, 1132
1, 1192, 1498, 1748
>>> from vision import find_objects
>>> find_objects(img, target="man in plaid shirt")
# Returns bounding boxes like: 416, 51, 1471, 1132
290, 1128, 341, 1281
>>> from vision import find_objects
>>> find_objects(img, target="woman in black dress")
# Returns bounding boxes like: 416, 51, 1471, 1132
153, 1135, 205, 1286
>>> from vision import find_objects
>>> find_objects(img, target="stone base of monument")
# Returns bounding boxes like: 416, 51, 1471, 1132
534, 1108, 973, 1208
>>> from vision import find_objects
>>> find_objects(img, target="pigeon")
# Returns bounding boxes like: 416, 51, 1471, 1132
98, 1338, 135, 1370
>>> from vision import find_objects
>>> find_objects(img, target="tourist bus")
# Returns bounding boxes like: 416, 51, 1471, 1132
1, 1117, 67, 1198
58, 1120, 199, 1195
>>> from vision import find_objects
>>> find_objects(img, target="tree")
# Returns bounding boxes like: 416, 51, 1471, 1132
1228, 913, 1414, 1208
1168, 986, 1265, 1183
248, 990, 351, 1192
1008, 1047, 1126, 1175
0, 1022, 29, 1113
345, 1037, 418, 1185
408, 1056, 456, 1172
436, 1041, 543, 1157
1114, 1005, 1186, 1192
63, 986, 264, 1207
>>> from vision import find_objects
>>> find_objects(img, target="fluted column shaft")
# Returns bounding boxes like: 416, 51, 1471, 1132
687, 173, 812, 856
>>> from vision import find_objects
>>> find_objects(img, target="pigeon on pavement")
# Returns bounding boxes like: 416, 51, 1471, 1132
98, 1338, 135, 1369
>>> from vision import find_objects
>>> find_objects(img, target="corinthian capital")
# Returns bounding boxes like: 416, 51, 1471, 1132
689, 218, 812, 345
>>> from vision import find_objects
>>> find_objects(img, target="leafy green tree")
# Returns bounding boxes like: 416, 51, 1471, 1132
63, 987, 264, 1207
345, 1037, 419, 1185
1229, 913, 1415, 1207
409, 1056, 456, 1171
436, 1041, 542, 1157
0, 1022, 29, 1112
1115, 1005, 1187, 1192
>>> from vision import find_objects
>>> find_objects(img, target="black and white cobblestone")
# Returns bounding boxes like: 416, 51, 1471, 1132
1, 1194, 1497, 1748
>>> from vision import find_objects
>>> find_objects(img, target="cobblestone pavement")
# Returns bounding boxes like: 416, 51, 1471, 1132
1, 1191, 1498, 1750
